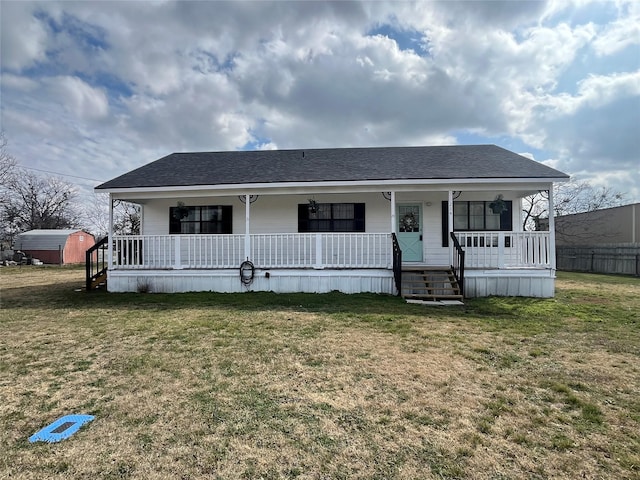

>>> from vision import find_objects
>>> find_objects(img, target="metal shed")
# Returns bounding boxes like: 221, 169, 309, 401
14, 229, 95, 265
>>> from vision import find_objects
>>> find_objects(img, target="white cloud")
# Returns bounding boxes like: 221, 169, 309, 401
0, 0, 638, 207
44, 76, 109, 120
0, 2, 49, 70
0, 73, 39, 91
592, 10, 640, 56
2, 108, 57, 138
577, 70, 640, 106
533, 68, 640, 192
542, 70, 640, 116
256, 142, 278, 151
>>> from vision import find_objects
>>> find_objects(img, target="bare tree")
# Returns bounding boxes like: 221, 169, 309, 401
1, 170, 81, 245
523, 180, 627, 231
0, 132, 17, 188
80, 193, 111, 238
553, 182, 626, 216
79, 194, 141, 238
0, 133, 18, 216
522, 190, 550, 231
113, 200, 141, 235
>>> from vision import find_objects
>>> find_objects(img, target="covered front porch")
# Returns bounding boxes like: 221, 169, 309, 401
110, 231, 552, 271
97, 229, 554, 297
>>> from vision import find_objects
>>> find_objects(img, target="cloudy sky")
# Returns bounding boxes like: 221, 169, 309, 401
1, 0, 639, 203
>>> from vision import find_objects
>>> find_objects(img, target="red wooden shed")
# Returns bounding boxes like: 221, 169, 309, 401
14, 229, 95, 264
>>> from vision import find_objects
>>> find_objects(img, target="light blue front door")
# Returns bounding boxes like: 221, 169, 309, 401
397, 204, 423, 262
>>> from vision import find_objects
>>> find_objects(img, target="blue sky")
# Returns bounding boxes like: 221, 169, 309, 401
1, 0, 639, 204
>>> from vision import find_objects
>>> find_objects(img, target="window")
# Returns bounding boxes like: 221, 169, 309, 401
454, 201, 505, 231
170, 205, 232, 234
442, 200, 512, 246
298, 203, 365, 232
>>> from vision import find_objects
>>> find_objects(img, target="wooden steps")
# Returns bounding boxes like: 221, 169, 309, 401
86, 236, 109, 292
88, 269, 107, 290
401, 266, 463, 303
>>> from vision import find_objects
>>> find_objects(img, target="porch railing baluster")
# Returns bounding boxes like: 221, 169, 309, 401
453, 231, 551, 269
109, 232, 546, 271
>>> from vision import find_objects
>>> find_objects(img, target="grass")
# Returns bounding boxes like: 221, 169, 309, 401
0, 266, 638, 479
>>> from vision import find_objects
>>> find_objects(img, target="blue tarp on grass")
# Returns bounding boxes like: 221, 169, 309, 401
29, 414, 94, 443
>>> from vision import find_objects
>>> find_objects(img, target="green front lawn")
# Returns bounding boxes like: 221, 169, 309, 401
1, 268, 638, 479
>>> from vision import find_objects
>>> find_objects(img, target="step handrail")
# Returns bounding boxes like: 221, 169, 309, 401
450, 232, 465, 297
391, 233, 402, 296
86, 236, 109, 291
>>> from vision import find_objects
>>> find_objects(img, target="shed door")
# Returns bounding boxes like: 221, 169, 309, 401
397, 204, 423, 262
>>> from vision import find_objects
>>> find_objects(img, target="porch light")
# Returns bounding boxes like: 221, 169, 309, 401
308, 199, 318, 214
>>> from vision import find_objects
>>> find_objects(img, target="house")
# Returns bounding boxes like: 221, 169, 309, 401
15, 229, 95, 264
93, 145, 569, 298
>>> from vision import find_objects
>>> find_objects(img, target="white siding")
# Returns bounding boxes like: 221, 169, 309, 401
108, 268, 396, 294
107, 268, 555, 297
464, 269, 555, 298
142, 193, 392, 235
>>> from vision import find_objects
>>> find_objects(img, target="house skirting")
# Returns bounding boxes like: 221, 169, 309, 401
464, 269, 556, 298
106, 268, 396, 294
107, 267, 556, 298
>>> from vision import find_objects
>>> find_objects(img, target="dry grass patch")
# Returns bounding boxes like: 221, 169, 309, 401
1, 267, 638, 479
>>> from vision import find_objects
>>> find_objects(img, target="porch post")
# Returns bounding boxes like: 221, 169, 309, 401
174, 236, 182, 269
547, 184, 556, 271
245, 194, 251, 261
497, 233, 505, 268
448, 190, 454, 265
390, 191, 396, 233
108, 194, 113, 267
315, 234, 323, 269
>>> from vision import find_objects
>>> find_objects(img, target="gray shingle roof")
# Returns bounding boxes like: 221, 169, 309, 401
96, 145, 569, 190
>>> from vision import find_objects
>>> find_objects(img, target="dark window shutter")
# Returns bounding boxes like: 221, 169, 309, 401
354, 203, 365, 232
441, 201, 449, 247
298, 204, 309, 232
169, 208, 180, 234
500, 201, 513, 231
222, 205, 233, 234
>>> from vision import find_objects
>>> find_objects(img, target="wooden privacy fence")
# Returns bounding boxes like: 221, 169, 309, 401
556, 244, 640, 276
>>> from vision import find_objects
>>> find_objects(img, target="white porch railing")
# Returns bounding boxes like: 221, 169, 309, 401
454, 231, 551, 269
112, 233, 392, 270
112, 232, 551, 271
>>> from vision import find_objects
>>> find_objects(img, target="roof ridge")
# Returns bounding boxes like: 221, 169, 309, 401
97, 145, 569, 190
169, 144, 497, 155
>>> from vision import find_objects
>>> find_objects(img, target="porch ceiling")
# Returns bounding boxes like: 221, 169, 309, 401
109, 180, 556, 203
